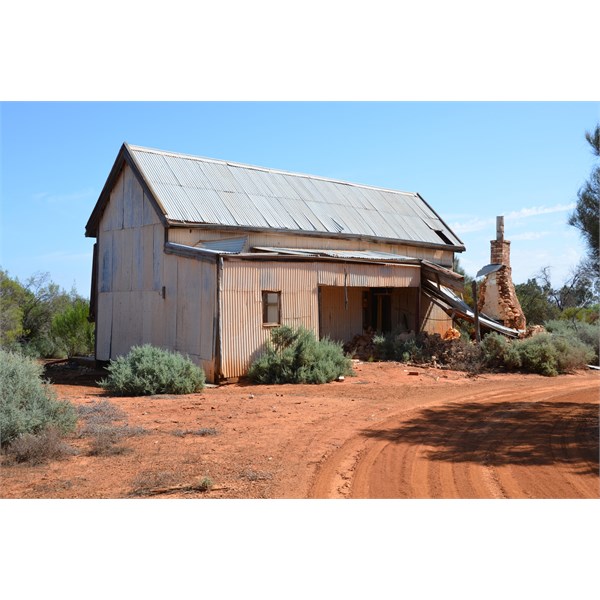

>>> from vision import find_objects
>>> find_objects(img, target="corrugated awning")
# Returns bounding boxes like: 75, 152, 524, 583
252, 246, 420, 263
422, 279, 523, 337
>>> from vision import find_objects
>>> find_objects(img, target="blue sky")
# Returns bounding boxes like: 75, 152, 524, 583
1, 101, 598, 296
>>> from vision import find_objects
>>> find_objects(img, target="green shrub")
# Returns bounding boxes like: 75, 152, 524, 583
481, 333, 522, 370
0, 349, 77, 446
558, 305, 599, 325
549, 335, 596, 373
51, 299, 95, 358
248, 326, 354, 384
544, 319, 599, 363
481, 332, 594, 376
516, 335, 561, 376
373, 331, 422, 362
99, 345, 205, 396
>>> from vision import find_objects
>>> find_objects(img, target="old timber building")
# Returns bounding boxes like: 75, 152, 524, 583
85, 143, 466, 382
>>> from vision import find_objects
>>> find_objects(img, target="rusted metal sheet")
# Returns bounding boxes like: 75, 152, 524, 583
420, 291, 453, 335
317, 262, 420, 288
253, 247, 419, 263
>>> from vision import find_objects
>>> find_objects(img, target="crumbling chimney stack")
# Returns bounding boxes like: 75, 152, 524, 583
477, 216, 526, 331
490, 216, 511, 267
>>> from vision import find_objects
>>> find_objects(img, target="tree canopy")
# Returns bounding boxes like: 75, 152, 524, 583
0, 268, 94, 358
569, 124, 600, 273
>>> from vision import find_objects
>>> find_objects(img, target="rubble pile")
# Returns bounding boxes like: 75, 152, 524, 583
519, 324, 546, 339
343, 328, 377, 360
442, 327, 461, 341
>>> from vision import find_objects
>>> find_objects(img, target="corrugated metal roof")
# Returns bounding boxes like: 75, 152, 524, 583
124, 144, 464, 249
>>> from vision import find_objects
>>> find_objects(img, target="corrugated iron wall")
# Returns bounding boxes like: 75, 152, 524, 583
319, 286, 363, 343
317, 262, 419, 287
95, 163, 217, 381
220, 260, 422, 378
220, 261, 318, 378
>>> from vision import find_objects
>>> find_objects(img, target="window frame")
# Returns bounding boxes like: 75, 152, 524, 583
262, 290, 281, 326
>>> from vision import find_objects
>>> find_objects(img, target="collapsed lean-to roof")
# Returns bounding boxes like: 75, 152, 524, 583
86, 143, 465, 252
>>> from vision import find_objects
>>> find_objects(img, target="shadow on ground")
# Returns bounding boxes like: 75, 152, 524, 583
43, 360, 107, 386
362, 401, 599, 475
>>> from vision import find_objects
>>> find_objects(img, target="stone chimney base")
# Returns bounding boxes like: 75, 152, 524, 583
477, 265, 526, 331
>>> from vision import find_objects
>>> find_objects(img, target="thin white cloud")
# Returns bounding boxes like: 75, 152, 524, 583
505, 203, 576, 220
510, 231, 550, 241
451, 202, 576, 234
33, 189, 95, 203
450, 217, 494, 234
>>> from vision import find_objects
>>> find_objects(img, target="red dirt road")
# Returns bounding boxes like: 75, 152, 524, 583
310, 373, 599, 498
2, 362, 598, 499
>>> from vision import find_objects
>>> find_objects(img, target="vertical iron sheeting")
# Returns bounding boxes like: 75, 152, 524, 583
220, 259, 421, 378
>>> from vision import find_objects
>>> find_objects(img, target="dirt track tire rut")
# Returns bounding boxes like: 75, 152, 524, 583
309, 377, 599, 499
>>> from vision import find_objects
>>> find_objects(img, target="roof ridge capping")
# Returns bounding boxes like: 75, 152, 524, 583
124, 142, 419, 197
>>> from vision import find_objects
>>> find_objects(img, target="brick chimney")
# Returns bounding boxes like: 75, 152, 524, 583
477, 216, 526, 331
490, 216, 511, 266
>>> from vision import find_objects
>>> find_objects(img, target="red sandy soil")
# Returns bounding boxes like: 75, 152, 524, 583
1, 361, 598, 499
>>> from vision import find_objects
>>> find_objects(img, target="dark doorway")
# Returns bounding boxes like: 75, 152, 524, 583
363, 288, 392, 333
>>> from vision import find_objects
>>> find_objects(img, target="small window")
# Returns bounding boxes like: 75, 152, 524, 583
262, 291, 281, 325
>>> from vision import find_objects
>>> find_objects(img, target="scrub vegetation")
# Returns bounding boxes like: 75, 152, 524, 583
0, 349, 77, 450
0, 269, 94, 358
248, 326, 354, 384
370, 328, 595, 377
99, 344, 206, 396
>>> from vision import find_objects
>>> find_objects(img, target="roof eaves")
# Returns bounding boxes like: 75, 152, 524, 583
166, 220, 466, 252
415, 192, 465, 247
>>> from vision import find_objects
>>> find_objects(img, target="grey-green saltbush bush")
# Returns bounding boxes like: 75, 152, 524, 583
481, 332, 594, 376
481, 333, 522, 370
100, 345, 206, 396
373, 331, 421, 362
0, 349, 77, 446
544, 319, 599, 363
248, 326, 354, 384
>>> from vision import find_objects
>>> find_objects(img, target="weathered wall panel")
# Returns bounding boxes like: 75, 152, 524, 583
220, 261, 318, 378
392, 288, 418, 332
169, 228, 454, 267
143, 191, 161, 226
94, 164, 218, 381
96, 292, 113, 360
317, 263, 420, 288
319, 286, 363, 343
152, 224, 163, 292
162, 254, 179, 351
102, 169, 124, 232
99, 230, 113, 293
420, 292, 452, 335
